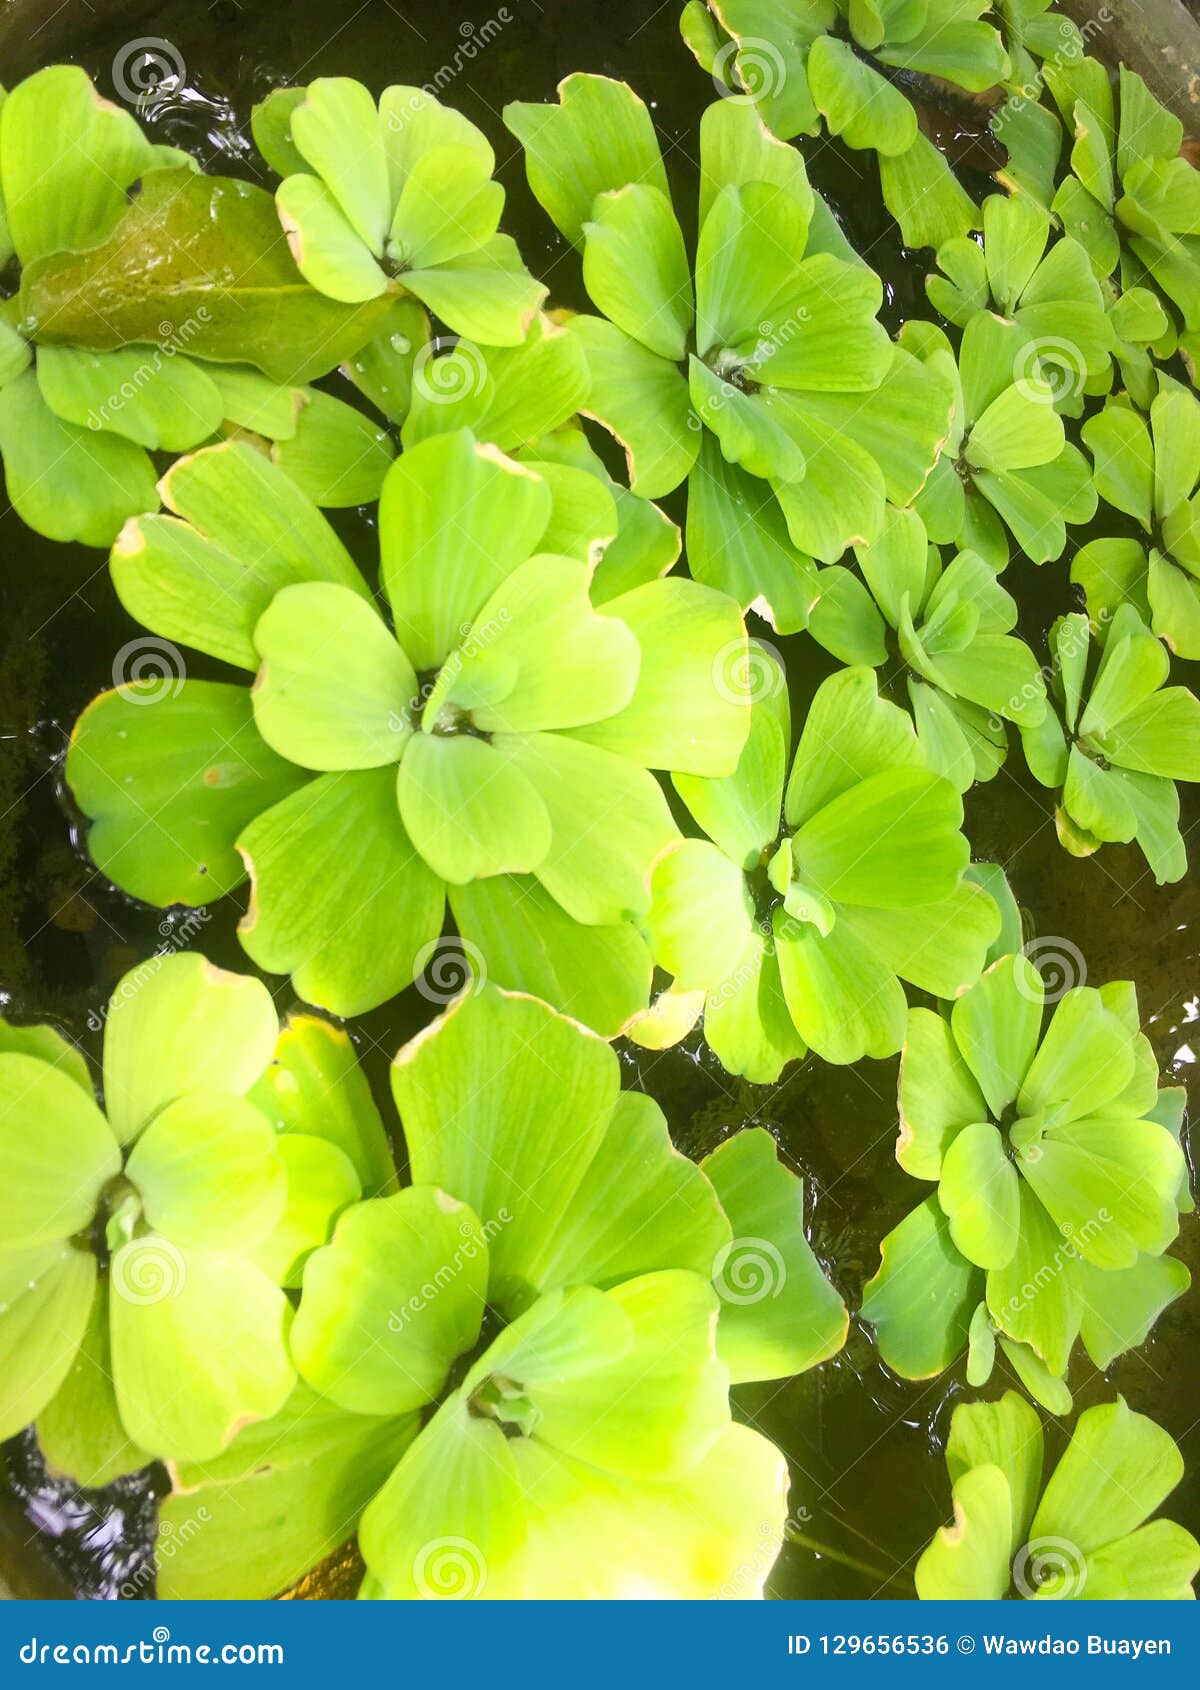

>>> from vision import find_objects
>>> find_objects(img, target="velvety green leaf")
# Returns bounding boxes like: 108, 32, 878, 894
701, 1128, 847, 1383
951, 953, 1044, 1119
0, 1020, 91, 1096
986, 1182, 1082, 1377
808, 34, 917, 154
839, 880, 1000, 1000
860, 1197, 981, 1379
946, 1390, 1044, 1557
785, 667, 923, 827
915, 1464, 1013, 1600
275, 172, 388, 303
238, 766, 445, 1016
396, 731, 553, 884
68, 680, 308, 906
110, 1244, 294, 1461
938, 1121, 1021, 1271
898, 1008, 988, 1180
37, 1284, 149, 1487
403, 319, 589, 455
504, 74, 669, 247
449, 876, 652, 1038
379, 428, 552, 670
0, 66, 150, 263
879, 133, 980, 251
391, 984, 619, 1314
272, 390, 395, 506
684, 437, 818, 632
571, 578, 751, 776
247, 1014, 396, 1197
1078, 1253, 1190, 1370
790, 766, 967, 908
643, 839, 757, 991
292, 1188, 486, 1414
251, 583, 415, 771
583, 185, 691, 360
36, 346, 223, 453
0, 1246, 96, 1441
125, 1093, 286, 1251
1082, 402, 1154, 528
774, 905, 907, 1064
675, 683, 788, 868
252, 1133, 361, 1288
250, 86, 309, 178
0, 369, 157, 546
102, 951, 278, 1146
1031, 1398, 1184, 1555
112, 439, 370, 671
1018, 987, 1134, 1124
569, 314, 697, 498
387, 146, 501, 271
0, 1056, 118, 1247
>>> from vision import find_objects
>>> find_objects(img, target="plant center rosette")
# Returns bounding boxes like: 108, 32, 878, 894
630, 660, 1001, 1078
862, 952, 1192, 1412
65, 427, 751, 1035
152, 984, 846, 1600
0, 953, 396, 1477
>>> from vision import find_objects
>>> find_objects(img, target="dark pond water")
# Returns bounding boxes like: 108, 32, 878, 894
0, 0, 1197, 1602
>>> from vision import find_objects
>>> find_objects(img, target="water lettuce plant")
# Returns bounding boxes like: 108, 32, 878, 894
633, 662, 998, 1076
904, 316, 1097, 568
1019, 607, 1200, 884
504, 76, 952, 628
0, 68, 397, 546
1077, 378, 1200, 658
917, 1392, 1200, 1599
925, 194, 1115, 415
806, 506, 1047, 791
680, 1, 1000, 248
862, 954, 1191, 1412
66, 430, 749, 1032
0, 953, 394, 1477
1041, 58, 1200, 349
155, 984, 846, 1599
260, 79, 544, 344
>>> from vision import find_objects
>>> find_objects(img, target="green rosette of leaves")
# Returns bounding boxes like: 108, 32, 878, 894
503, 76, 953, 629
926, 193, 1115, 417
259, 79, 543, 346
1077, 377, 1200, 659
903, 314, 1097, 568
917, 1391, 1199, 1599
0, 951, 399, 1477
0, 68, 399, 546
806, 506, 1048, 791
67, 428, 751, 1034
157, 984, 847, 1599
862, 953, 1192, 1412
631, 660, 999, 1077
1041, 57, 1200, 349
1019, 606, 1200, 884
680, 2, 1004, 250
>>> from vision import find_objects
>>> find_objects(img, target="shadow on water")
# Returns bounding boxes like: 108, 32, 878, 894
0, 0, 1196, 1600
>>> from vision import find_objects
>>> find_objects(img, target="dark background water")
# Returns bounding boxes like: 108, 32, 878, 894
0, 0, 1197, 1601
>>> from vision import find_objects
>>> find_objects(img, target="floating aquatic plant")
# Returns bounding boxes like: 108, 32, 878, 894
67, 430, 749, 1032
505, 77, 952, 627
0, 68, 400, 544
1019, 606, 1200, 884
679, 1, 1002, 248
904, 315, 1098, 568
261, 79, 544, 344
0, 953, 394, 1474
806, 506, 1047, 791
917, 1392, 1200, 1599
633, 663, 998, 1076
1077, 377, 1200, 658
155, 985, 846, 1598
862, 954, 1191, 1411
